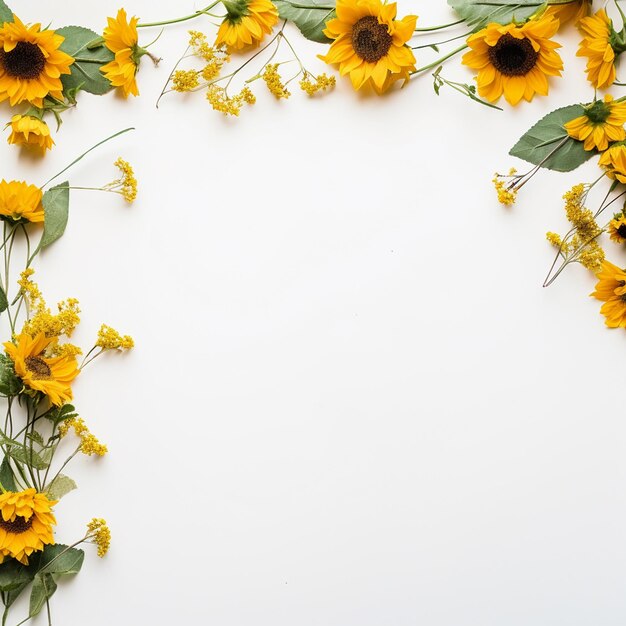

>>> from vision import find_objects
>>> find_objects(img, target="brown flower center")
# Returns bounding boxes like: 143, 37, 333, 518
0, 41, 46, 80
351, 16, 392, 63
488, 34, 539, 77
617, 224, 626, 239
25, 356, 52, 380
0, 515, 33, 534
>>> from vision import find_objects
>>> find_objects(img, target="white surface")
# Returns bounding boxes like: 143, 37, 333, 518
3, 1, 626, 624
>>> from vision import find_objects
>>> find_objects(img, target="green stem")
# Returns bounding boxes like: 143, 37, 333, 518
412, 44, 468, 74
414, 20, 464, 32
137, 1, 221, 28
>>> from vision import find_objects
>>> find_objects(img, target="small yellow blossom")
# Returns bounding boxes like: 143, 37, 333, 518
50, 343, 82, 358
299, 73, 335, 96
106, 158, 137, 203
493, 169, 518, 205
59, 418, 107, 457
96, 324, 134, 350
206, 85, 255, 116
6, 115, 54, 153
262, 64, 290, 99
172, 70, 200, 92
546, 231, 565, 249
87, 518, 111, 557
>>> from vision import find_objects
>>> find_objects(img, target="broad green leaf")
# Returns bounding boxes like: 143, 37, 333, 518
0, 455, 17, 492
274, 0, 335, 43
0, 354, 22, 396
38, 544, 84, 575
26, 431, 44, 447
46, 403, 77, 427
9, 446, 49, 470
40, 182, 70, 249
509, 104, 594, 172
448, 0, 574, 29
45, 474, 77, 500
57, 26, 115, 95
0, 559, 33, 592
0, 0, 12, 24
29, 573, 57, 617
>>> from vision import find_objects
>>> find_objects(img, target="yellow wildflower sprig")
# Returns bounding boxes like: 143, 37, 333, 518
86, 518, 111, 557
80, 323, 134, 369
58, 417, 108, 457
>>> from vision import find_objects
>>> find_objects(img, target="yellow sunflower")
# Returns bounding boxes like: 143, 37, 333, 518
608, 213, 626, 243
4, 332, 79, 406
101, 8, 141, 97
319, 0, 416, 94
462, 16, 563, 106
564, 95, 626, 151
599, 142, 626, 183
0, 180, 44, 223
215, 0, 279, 51
6, 114, 53, 153
591, 260, 626, 327
577, 9, 624, 89
543, 0, 591, 26
0, 489, 56, 565
0, 15, 74, 107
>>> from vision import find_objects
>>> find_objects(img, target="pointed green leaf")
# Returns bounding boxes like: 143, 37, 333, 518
0, 559, 33, 592
509, 104, 594, 172
45, 474, 77, 501
0, 354, 22, 396
0, 285, 7, 313
57, 26, 115, 95
39, 544, 84, 575
40, 182, 70, 249
0, 455, 17, 492
29, 573, 57, 617
273, 0, 335, 43
0, 1, 13, 25
8, 446, 49, 470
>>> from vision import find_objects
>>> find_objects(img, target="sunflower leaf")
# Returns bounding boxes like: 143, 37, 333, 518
38, 544, 84, 575
0, 285, 7, 313
0, 353, 22, 396
29, 573, 57, 617
273, 0, 335, 43
0, 559, 34, 593
447, 0, 573, 29
45, 474, 77, 500
8, 445, 50, 470
40, 182, 70, 250
509, 104, 594, 172
0, 0, 12, 25
57, 26, 115, 96
0, 455, 16, 492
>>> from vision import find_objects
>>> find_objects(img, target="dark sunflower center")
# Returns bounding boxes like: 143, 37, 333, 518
25, 356, 52, 380
618, 224, 626, 239
0, 41, 46, 80
0, 515, 33, 534
488, 34, 538, 77
351, 16, 392, 63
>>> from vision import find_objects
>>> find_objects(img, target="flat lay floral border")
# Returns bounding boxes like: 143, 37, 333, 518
0, 0, 625, 622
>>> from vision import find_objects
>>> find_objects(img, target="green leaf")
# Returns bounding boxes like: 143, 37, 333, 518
0, 354, 22, 396
57, 26, 115, 95
8, 446, 49, 470
45, 474, 77, 500
46, 403, 77, 427
40, 182, 70, 250
509, 104, 594, 172
273, 0, 335, 43
0, 455, 17, 492
0, 0, 13, 25
447, 0, 573, 29
0, 559, 33, 593
29, 573, 57, 617
0, 285, 7, 313
38, 544, 84, 576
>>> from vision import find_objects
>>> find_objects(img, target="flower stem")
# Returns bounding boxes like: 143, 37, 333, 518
137, 2, 221, 28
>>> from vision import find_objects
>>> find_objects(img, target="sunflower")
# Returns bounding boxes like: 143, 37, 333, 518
4, 332, 79, 406
319, 0, 417, 94
591, 260, 626, 327
6, 114, 53, 153
0, 180, 44, 223
543, 0, 591, 27
564, 95, 626, 151
0, 15, 74, 107
577, 9, 626, 89
608, 213, 626, 243
462, 16, 563, 106
101, 9, 141, 97
0, 489, 56, 565
599, 142, 626, 183
215, 0, 279, 51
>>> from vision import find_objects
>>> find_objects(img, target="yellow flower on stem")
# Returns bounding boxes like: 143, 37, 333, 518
577, 9, 626, 89
319, 0, 416, 94
564, 95, 626, 151
6, 114, 53, 153
608, 213, 626, 243
4, 332, 79, 406
543, 0, 591, 27
0, 180, 44, 223
101, 9, 142, 97
86, 518, 110, 557
462, 16, 562, 106
599, 142, 626, 183
215, 0, 279, 51
591, 260, 626, 327
0, 489, 56, 565
0, 15, 74, 107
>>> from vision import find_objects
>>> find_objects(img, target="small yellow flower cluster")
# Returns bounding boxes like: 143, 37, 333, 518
109, 158, 137, 203
172, 69, 200, 92
189, 30, 219, 62
299, 73, 336, 96
96, 324, 134, 350
19, 270, 81, 339
492, 169, 518, 205
206, 85, 256, 116
87, 518, 111, 557
50, 343, 83, 358
59, 417, 108, 457
262, 64, 290, 99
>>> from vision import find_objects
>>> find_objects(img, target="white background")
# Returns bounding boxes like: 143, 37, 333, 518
3, 0, 626, 624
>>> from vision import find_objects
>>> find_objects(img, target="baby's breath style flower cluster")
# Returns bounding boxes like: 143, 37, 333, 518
0, 131, 135, 625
